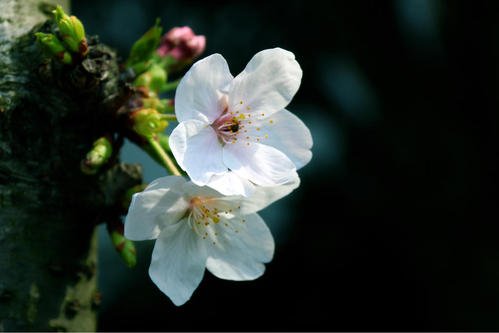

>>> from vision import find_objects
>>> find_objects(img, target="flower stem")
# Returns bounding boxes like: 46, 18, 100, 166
161, 114, 177, 121
161, 79, 181, 92
147, 136, 181, 176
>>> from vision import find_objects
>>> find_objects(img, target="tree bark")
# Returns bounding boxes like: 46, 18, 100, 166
0, 1, 141, 330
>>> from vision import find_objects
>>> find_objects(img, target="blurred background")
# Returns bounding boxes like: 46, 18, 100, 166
73, 0, 499, 330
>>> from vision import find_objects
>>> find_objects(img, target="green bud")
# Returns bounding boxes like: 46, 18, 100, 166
133, 64, 167, 93
132, 72, 150, 90
109, 229, 137, 268
148, 65, 168, 92
81, 137, 113, 175
35, 32, 73, 64
132, 108, 168, 138
125, 19, 162, 72
142, 97, 162, 111
53, 5, 88, 56
142, 98, 173, 113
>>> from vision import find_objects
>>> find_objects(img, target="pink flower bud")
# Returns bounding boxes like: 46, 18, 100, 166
157, 26, 206, 62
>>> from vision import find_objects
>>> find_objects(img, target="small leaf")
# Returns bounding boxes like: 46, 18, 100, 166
125, 19, 163, 72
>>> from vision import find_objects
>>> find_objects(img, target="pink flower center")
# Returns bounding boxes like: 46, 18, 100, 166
211, 109, 242, 145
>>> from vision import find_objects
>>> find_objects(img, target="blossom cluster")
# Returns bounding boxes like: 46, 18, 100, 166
124, 31, 312, 305
34, 9, 312, 308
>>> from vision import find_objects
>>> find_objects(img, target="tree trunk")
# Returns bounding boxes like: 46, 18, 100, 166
0, 1, 141, 330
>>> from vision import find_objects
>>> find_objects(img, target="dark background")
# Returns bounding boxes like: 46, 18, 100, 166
73, 0, 499, 330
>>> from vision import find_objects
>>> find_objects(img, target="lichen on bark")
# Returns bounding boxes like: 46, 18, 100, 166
0, 1, 141, 330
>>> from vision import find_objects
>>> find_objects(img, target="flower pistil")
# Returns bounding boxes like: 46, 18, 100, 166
187, 196, 242, 245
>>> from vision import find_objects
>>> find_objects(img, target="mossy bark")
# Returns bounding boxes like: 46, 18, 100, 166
0, 1, 140, 330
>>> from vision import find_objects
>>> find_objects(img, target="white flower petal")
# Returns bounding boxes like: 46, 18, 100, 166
149, 220, 207, 306
182, 179, 225, 198
205, 171, 256, 197
239, 174, 300, 215
223, 141, 297, 186
182, 180, 246, 214
169, 120, 227, 185
175, 53, 234, 123
228, 48, 302, 118
124, 176, 189, 241
248, 109, 313, 169
205, 213, 274, 281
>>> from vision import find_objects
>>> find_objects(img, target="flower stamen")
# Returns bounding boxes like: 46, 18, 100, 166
212, 109, 243, 145
187, 196, 223, 243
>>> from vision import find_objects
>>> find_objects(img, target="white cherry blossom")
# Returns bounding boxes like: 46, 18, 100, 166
169, 48, 312, 196
124, 175, 299, 306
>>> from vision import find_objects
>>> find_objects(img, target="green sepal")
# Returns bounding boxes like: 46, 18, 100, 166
131, 108, 168, 138
133, 64, 168, 93
109, 229, 137, 268
81, 136, 113, 175
125, 19, 162, 72
142, 97, 163, 112
142, 98, 173, 113
35, 32, 73, 64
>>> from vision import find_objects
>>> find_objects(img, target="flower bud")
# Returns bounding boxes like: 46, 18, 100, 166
35, 32, 73, 64
131, 108, 168, 138
157, 26, 206, 62
108, 223, 137, 268
133, 64, 167, 93
81, 136, 113, 175
53, 5, 88, 56
142, 97, 173, 113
